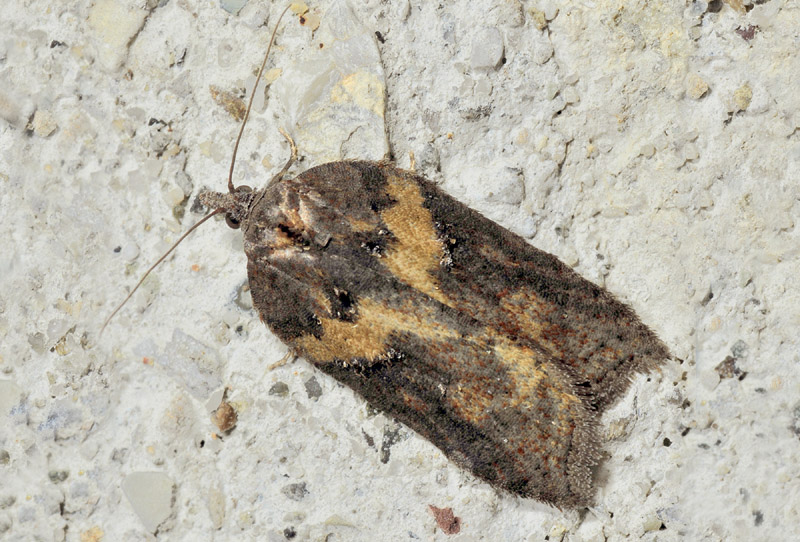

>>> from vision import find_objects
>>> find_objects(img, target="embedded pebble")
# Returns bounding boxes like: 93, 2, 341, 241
207, 487, 226, 529
531, 34, 554, 65
0, 381, 23, 415
304, 376, 322, 401
87, 0, 150, 71
122, 472, 176, 533
281, 482, 309, 501
699, 370, 721, 391
642, 516, 664, 532
687, 74, 709, 99
269, 382, 289, 397
220, 0, 248, 15
31, 110, 57, 137
733, 83, 753, 112
470, 27, 505, 71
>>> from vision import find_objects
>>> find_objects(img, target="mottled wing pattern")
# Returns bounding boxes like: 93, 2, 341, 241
242, 161, 665, 506
405, 167, 671, 412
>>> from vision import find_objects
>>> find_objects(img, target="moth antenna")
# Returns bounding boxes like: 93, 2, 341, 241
100, 209, 223, 336
228, 4, 293, 193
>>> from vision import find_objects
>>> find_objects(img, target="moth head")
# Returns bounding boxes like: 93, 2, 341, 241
198, 185, 254, 229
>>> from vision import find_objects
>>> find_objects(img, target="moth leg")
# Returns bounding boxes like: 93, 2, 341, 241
408, 150, 416, 172
268, 349, 297, 371
268, 127, 298, 187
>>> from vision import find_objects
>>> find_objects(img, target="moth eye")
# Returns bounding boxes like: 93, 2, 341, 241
225, 215, 241, 229
224, 186, 252, 229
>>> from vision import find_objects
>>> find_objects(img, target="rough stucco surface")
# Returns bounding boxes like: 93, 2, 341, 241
1, 0, 798, 540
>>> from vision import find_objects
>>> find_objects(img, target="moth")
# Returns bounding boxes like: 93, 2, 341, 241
108, 6, 669, 509
198, 157, 669, 508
